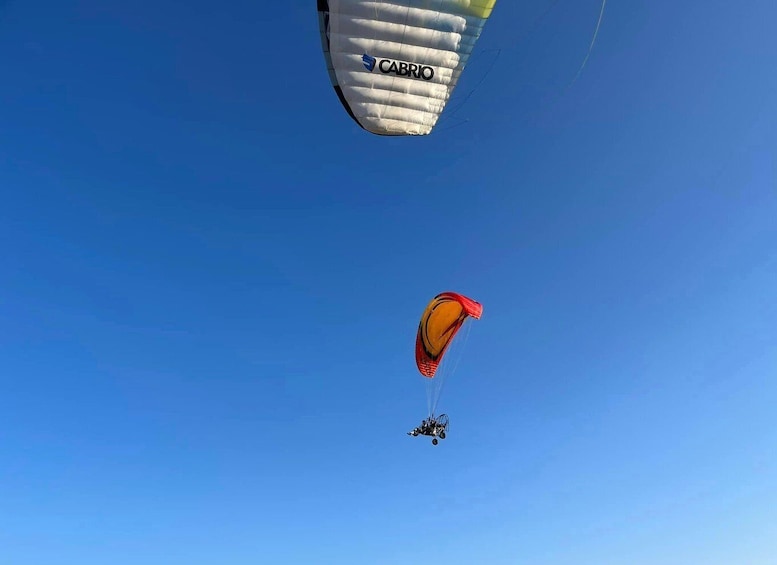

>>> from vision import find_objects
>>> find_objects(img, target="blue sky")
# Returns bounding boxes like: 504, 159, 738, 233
1, 1, 776, 563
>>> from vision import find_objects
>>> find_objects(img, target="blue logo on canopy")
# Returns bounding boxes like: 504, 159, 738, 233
362, 53, 376, 72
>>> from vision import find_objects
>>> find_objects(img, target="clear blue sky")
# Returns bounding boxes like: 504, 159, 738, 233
1, 1, 776, 563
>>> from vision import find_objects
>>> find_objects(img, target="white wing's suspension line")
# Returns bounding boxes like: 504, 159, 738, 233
568, 0, 608, 89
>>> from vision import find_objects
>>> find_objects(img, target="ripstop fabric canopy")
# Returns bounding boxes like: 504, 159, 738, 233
317, 0, 498, 135
415, 291, 483, 378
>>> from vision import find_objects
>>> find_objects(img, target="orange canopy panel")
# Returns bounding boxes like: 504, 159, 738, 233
415, 292, 483, 378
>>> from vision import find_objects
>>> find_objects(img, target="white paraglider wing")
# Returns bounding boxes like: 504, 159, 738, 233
318, 0, 498, 136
